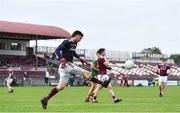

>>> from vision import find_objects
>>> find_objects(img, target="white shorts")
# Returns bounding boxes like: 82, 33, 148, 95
97, 74, 109, 82
58, 63, 84, 84
7, 78, 13, 84
159, 76, 168, 85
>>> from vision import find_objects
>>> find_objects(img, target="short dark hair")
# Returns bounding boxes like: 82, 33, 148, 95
71, 30, 83, 37
97, 48, 105, 54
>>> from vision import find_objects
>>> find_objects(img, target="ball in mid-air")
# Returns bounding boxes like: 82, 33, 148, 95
124, 60, 134, 69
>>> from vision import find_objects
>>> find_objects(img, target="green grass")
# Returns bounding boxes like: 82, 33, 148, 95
0, 86, 180, 112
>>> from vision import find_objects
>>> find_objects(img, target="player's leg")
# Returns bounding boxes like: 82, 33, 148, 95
107, 84, 115, 96
161, 76, 167, 96
159, 83, 163, 97
120, 79, 123, 87
91, 74, 105, 103
158, 76, 163, 97
45, 81, 66, 101
84, 82, 96, 102
70, 63, 111, 88
159, 86, 162, 97
163, 83, 166, 95
124, 79, 128, 87
7, 79, 13, 93
82, 70, 111, 88
41, 82, 66, 110
92, 84, 103, 103
107, 83, 122, 103
161, 82, 165, 95
41, 70, 69, 110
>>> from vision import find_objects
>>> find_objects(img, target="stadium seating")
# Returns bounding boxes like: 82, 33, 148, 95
111, 62, 180, 77
77, 61, 180, 79
0, 55, 46, 68
1, 55, 180, 86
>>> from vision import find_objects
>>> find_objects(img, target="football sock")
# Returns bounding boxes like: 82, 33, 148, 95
45, 87, 59, 101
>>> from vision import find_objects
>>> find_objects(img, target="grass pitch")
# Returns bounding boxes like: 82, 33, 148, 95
0, 86, 180, 112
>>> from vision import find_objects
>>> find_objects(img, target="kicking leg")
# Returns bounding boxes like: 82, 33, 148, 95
69, 64, 111, 88
82, 70, 111, 88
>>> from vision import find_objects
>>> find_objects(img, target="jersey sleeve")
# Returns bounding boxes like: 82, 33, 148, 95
55, 40, 69, 58
92, 60, 99, 71
92, 60, 97, 65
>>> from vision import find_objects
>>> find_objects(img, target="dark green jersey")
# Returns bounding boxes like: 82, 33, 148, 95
91, 59, 99, 77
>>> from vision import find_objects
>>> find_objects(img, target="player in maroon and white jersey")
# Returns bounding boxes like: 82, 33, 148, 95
157, 59, 171, 97
7, 67, 14, 93
92, 48, 122, 103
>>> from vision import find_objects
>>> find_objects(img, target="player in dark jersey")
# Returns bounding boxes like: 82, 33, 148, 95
92, 48, 122, 103
40, 30, 111, 109
157, 59, 171, 97
7, 67, 14, 93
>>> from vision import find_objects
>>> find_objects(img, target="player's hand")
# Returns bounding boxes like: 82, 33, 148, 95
59, 57, 68, 63
59, 58, 69, 69
79, 58, 90, 66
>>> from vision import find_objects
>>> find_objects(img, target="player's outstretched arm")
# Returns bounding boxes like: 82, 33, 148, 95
74, 52, 89, 65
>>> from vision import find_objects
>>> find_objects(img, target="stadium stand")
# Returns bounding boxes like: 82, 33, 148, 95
0, 21, 179, 86
0, 21, 70, 86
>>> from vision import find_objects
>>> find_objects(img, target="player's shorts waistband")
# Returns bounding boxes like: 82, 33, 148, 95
159, 75, 168, 77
